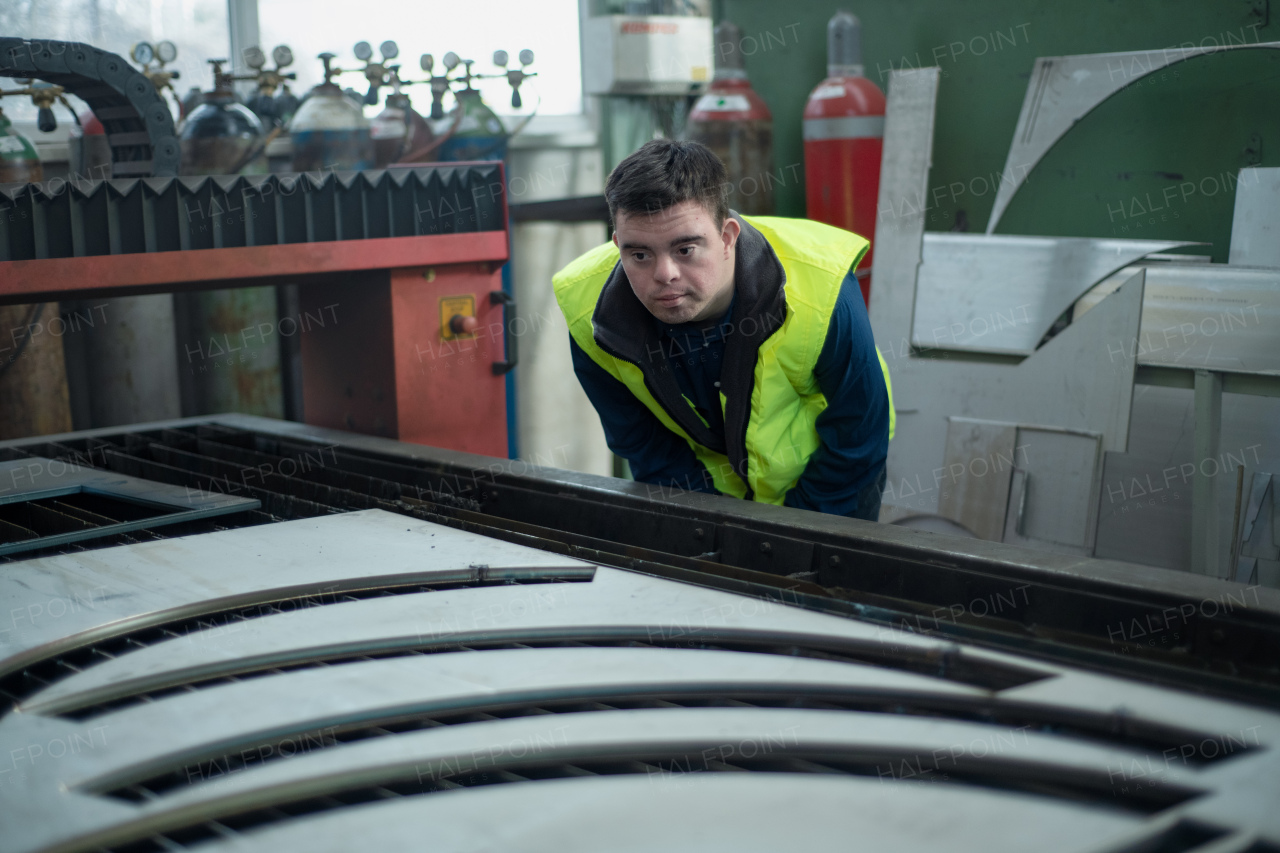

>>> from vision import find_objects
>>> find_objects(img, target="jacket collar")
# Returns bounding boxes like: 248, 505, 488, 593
592, 213, 787, 488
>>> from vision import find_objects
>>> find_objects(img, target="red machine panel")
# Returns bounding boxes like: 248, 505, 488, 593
296, 263, 508, 456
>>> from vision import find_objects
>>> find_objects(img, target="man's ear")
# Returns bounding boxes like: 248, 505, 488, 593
612, 231, 619, 247
721, 217, 741, 257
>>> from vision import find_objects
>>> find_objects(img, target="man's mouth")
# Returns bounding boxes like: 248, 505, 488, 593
655, 294, 684, 306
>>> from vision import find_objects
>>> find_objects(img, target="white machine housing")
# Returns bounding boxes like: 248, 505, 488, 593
582, 15, 712, 96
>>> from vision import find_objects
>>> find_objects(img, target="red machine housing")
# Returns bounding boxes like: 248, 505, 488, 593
803, 74, 885, 306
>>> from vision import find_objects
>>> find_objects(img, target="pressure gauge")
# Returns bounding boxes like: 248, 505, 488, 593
420, 53, 434, 73
156, 40, 177, 63
243, 46, 266, 70
443, 51, 459, 71
380, 40, 398, 60
493, 50, 508, 67
131, 41, 154, 65
272, 44, 294, 68
353, 41, 373, 61
519, 49, 534, 66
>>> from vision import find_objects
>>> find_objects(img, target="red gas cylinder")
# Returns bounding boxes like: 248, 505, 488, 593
803, 11, 885, 306
68, 110, 112, 179
687, 20, 774, 216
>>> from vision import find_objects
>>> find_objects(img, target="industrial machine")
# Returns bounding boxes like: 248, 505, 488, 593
686, 20, 774, 216
0, 163, 515, 455
803, 11, 885, 305
0, 414, 1277, 851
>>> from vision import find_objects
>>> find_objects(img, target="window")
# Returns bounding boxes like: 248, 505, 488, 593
257, 0, 583, 116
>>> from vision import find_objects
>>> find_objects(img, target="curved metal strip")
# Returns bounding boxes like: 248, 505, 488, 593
986, 42, 1280, 234
21, 566, 986, 716
12, 649, 985, 793
0, 509, 594, 686
148, 774, 1145, 853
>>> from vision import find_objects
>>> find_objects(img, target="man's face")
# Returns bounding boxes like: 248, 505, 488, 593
613, 200, 740, 325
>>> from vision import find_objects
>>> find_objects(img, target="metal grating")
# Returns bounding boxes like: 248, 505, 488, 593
0, 457, 259, 556
0, 166, 505, 262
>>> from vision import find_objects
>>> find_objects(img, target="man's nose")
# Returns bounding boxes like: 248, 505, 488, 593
653, 254, 679, 284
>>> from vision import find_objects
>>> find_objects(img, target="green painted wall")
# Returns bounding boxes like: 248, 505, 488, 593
710, 0, 1277, 260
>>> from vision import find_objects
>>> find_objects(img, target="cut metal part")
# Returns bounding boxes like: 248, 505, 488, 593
0, 509, 1277, 853
987, 41, 1280, 234
911, 233, 1191, 356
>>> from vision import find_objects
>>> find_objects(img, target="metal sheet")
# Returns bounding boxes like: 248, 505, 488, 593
1229, 167, 1280, 268
869, 68, 940, 365
987, 43, 1280, 234
938, 418, 1017, 541
880, 270, 1144, 520
1074, 263, 1280, 376
1003, 427, 1102, 553
911, 234, 1188, 355
0, 509, 594, 674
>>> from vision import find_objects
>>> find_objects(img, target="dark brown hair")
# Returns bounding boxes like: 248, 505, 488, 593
605, 139, 729, 227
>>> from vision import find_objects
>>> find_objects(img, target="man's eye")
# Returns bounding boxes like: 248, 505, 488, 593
631, 252, 648, 261
679, 246, 694, 255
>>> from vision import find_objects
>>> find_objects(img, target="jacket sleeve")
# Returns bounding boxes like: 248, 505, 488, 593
782, 270, 890, 517
569, 335, 718, 494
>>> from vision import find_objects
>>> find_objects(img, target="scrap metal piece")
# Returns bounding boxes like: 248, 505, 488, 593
1229, 166, 1280, 268
911, 234, 1190, 356
1075, 263, 1280, 375
987, 42, 1280, 234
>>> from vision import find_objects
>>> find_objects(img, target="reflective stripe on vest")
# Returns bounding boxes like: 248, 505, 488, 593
553, 215, 894, 504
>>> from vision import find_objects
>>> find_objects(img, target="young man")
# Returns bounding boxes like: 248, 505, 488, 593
553, 139, 893, 520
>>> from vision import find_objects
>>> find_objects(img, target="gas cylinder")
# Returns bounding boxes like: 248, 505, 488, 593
371, 83, 433, 166
68, 110, 111, 180
434, 56, 507, 163
686, 20, 774, 216
0, 105, 43, 183
803, 10, 885, 306
179, 59, 267, 175
289, 53, 374, 172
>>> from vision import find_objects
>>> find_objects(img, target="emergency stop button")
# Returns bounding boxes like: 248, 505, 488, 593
440, 295, 477, 339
